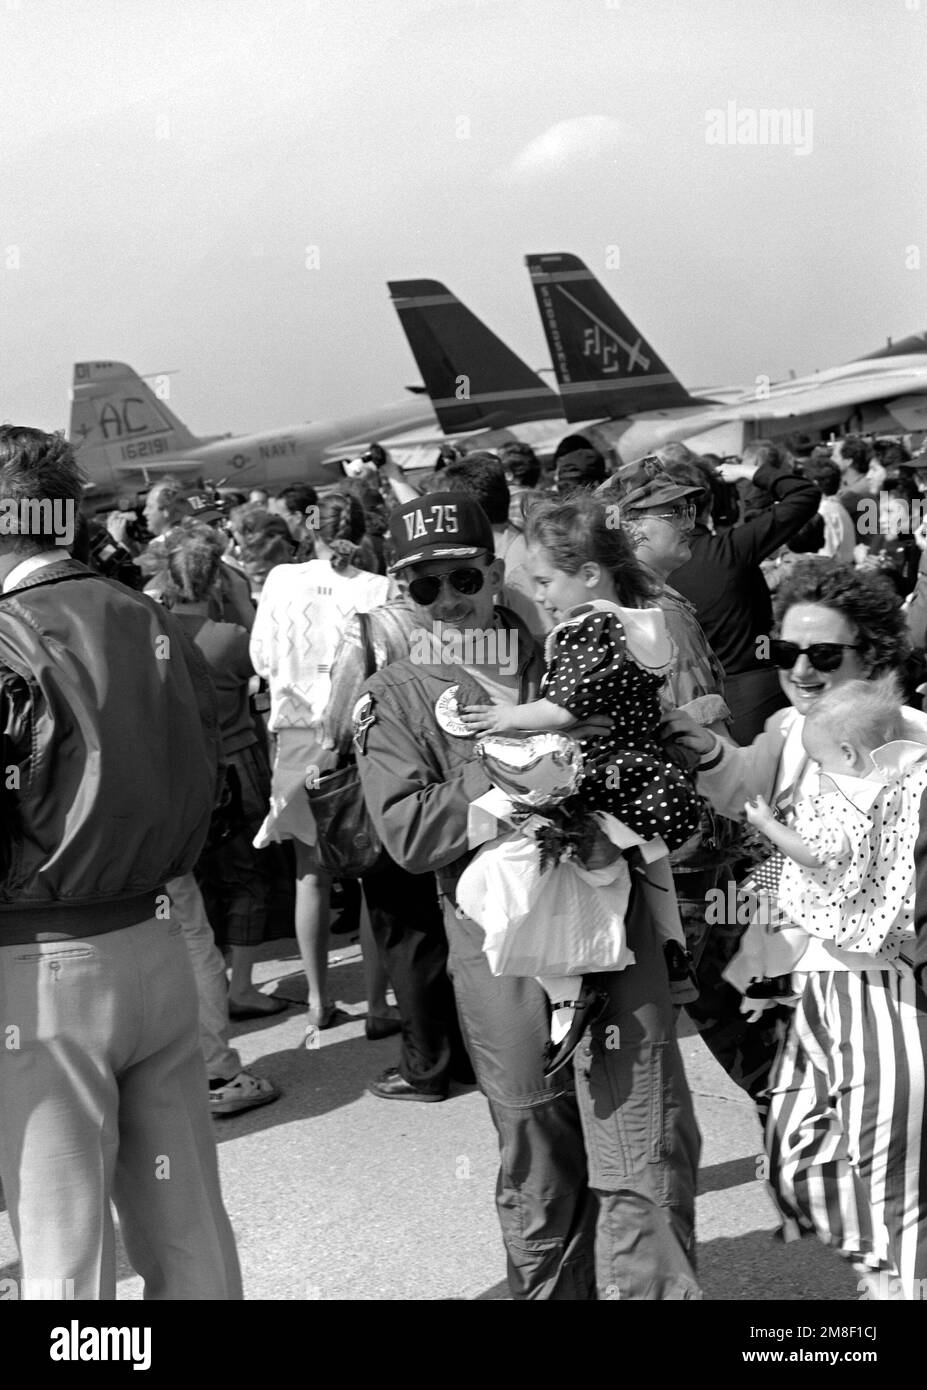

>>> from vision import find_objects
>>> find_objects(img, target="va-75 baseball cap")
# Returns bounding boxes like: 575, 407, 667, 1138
387, 492, 495, 572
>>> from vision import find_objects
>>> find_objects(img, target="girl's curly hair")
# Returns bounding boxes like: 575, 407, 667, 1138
772, 557, 911, 676
525, 494, 658, 607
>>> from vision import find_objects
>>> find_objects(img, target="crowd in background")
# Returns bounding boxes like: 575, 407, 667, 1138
5, 419, 927, 1300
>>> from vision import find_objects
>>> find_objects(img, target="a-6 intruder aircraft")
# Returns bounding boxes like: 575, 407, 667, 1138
68, 360, 441, 509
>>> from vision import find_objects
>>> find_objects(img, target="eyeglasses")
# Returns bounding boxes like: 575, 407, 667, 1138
641, 502, 696, 527
407, 567, 487, 606
767, 639, 861, 673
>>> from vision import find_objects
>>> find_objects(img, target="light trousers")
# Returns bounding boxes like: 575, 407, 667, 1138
0, 916, 243, 1299
168, 871, 242, 1082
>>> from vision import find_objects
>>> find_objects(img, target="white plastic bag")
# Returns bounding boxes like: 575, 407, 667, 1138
456, 828, 636, 978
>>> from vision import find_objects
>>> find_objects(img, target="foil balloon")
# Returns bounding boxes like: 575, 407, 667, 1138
476, 733, 584, 809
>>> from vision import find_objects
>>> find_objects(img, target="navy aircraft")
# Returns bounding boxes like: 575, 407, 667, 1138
526, 252, 927, 454
386, 273, 742, 465
68, 360, 440, 509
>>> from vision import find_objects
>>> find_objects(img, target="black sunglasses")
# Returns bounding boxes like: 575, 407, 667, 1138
407, 567, 487, 606
768, 639, 861, 673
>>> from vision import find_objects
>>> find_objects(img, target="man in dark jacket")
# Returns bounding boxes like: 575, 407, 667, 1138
0, 427, 241, 1300
665, 442, 820, 742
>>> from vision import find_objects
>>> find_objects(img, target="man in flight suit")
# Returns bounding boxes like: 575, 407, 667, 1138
355, 492, 701, 1300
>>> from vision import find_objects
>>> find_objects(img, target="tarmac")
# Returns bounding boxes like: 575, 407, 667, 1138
0, 933, 862, 1303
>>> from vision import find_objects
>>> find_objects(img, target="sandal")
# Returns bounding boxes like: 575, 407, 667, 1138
209, 1070, 279, 1116
306, 1002, 339, 1031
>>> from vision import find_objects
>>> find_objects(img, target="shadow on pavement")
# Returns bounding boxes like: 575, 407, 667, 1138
699, 1228, 860, 1300
213, 955, 476, 1139
698, 1155, 761, 1195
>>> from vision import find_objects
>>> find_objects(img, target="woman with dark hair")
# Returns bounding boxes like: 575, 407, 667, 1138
228, 505, 297, 598
339, 478, 390, 574
664, 558, 927, 1299
250, 493, 393, 1029
858, 472, 921, 598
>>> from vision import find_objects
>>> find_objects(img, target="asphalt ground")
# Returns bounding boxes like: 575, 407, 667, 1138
0, 931, 865, 1305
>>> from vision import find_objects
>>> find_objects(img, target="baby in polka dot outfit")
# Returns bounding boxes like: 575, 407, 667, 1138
735, 674, 927, 1004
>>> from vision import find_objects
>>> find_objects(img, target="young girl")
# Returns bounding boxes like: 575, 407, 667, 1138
728, 673, 927, 1008
460, 495, 702, 1070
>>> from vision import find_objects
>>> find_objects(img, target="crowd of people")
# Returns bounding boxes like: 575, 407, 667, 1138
3, 419, 927, 1300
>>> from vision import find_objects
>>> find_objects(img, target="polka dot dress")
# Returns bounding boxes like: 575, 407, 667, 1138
777, 762, 927, 961
541, 609, 701, 852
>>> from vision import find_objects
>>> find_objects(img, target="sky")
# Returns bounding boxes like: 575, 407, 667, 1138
1, 0, 925, 440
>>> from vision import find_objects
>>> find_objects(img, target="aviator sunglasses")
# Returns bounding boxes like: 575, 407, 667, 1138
407, 566, 487, 606
767, 639, 861, 673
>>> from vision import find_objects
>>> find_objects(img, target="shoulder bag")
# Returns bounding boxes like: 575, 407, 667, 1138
306, 611, 383, 878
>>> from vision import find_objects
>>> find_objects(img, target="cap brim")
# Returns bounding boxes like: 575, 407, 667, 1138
389, 544, 487, 573
623, 483, 703, 510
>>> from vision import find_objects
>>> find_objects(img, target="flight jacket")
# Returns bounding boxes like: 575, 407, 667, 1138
0, 559, 221, 943
355, 608, 542, 899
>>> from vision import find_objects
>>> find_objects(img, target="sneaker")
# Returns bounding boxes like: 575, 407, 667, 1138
209, 1070, 279, 1116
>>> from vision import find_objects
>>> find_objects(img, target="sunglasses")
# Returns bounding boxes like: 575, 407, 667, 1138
642, 502, 696, 526
407, 567, 487, 606
767, 639, 861, 673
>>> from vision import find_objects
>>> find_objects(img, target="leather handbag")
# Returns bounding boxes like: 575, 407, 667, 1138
306, 612, 383, 879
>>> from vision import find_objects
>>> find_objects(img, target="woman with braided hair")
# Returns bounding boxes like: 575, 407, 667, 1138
250, 492, 393, 1028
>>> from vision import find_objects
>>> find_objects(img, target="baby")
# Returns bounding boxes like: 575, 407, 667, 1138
727, 673, 923, 1008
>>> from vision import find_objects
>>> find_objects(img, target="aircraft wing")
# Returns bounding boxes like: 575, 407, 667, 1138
110, 457, 207, 474
320, 422, 456, 470
717, 364, 927, 422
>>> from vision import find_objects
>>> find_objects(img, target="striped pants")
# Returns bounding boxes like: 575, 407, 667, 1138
765, 969, 927, 1298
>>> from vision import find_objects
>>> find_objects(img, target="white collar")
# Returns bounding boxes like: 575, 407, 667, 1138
557, 599, 674, 670
869, 738, 927, 780
816, 771, 885, 812
2, 550, 65, 593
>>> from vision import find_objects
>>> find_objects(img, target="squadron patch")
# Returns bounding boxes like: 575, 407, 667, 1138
352, 693, 376, 754
434, 685, 472, 738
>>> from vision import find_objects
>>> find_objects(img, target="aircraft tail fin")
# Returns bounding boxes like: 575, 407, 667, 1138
388, 279, 560, 432
69, 361, 200, 489
525, 252, 702, 423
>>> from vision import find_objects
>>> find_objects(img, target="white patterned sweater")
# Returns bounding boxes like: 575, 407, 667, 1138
249, 559, 391, 731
